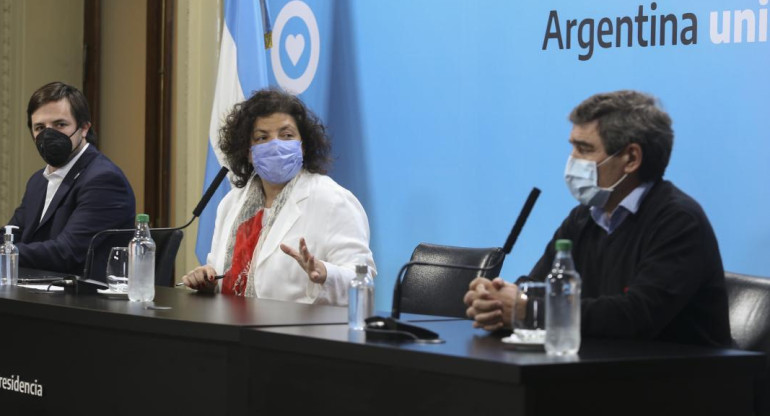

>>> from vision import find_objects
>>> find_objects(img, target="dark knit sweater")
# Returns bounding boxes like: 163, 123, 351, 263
526, 180, 732, 347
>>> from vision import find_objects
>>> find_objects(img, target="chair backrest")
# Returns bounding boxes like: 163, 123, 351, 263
725, 271, 770, 416
396, 243, 505, 318
725, 271, 770, 352
151, 229, 184, 287
86, 229, 184, 287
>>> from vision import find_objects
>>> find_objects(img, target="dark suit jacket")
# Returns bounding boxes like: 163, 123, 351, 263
8, 145, 136, 275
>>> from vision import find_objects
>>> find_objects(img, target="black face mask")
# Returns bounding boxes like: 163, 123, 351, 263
35, 128, 82, 167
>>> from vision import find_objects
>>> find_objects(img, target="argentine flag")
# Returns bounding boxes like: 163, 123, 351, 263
195, 0, 272, 263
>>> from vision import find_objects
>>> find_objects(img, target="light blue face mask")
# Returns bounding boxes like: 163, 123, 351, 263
250, 139, 303, 184
564, 153, 627, 208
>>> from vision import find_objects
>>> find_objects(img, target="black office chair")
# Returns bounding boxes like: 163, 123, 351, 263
85, 229, 184, 287
725, 271, 770, 415
392, 188, 540, 319
395, 243, 505, 318
151, 229, 184, 287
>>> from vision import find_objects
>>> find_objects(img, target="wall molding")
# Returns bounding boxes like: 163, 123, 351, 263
0, 0, 21, 221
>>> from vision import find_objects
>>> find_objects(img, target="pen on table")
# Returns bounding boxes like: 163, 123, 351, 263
175, 275, 225, 287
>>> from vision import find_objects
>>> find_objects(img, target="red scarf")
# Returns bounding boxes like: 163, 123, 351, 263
222, 209, 265, 296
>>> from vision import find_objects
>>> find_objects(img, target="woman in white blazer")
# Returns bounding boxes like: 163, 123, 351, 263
182, 89, 375, 305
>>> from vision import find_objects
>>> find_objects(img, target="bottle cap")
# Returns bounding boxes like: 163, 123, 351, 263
136, 213, 150, 223
355, 263, 368, 274
555, 239, 572, 251
3, 225, 18, 242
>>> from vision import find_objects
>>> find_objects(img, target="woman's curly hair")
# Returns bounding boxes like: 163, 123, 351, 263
220, 88, 332, 188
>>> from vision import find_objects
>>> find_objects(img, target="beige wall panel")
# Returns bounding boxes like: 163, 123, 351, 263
3, 0, 222, 279
172, 0, 222, 279
99, 0, 146, 214
0, 0, 83, 223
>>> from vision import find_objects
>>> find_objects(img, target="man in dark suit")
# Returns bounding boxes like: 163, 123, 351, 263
7, 82, 136, 275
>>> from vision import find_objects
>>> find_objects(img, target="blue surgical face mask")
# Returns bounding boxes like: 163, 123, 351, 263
564, 153, 627, 208
250, 139, 303, 184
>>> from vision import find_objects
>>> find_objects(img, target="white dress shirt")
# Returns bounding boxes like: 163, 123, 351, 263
40, 143, 90, 220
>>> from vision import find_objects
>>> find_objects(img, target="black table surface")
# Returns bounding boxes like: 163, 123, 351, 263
0, 284, 456, 341
241, 321, 766, 415
0, 280, 765, 415
245, 320, 766, 385
0, 284, 351, 341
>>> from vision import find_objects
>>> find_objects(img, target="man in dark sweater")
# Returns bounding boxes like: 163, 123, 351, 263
464, 90, 732, 347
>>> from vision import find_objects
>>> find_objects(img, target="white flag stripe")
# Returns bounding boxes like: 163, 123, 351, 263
208, 25, 246, 168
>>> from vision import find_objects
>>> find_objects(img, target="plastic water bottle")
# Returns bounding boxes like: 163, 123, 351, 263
127, 214, 156, 302
545, 239, 581, 355
348, 262, 374, 330
0, 225, 19, 286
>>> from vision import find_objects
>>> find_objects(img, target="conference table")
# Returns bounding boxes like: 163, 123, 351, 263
0, 283, 763, 415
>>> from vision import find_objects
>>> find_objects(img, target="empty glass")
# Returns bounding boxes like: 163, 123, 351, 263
106, 247, 129, 292
511, 281, 546, 343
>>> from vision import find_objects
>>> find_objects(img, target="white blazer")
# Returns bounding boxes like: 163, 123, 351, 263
206, 172, 376, 305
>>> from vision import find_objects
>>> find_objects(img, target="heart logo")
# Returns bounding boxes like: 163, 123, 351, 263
285, 34, 305, 66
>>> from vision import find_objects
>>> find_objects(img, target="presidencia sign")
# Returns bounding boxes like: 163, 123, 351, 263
218, 0, 769, 309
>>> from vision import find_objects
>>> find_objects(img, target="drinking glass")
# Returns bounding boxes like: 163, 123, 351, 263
106, 247, 129, 292
511, 281, 546, 343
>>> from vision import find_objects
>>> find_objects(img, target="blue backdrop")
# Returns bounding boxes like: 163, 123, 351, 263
215, 0, 770, 310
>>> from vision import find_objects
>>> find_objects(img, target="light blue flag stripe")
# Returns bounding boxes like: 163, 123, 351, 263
229, 0, 270, 96
195, 0, 271, 264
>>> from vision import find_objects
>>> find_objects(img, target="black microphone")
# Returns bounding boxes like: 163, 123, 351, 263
503, 187, 540, 254
193, 166, 229, 219
390, 187, 540, 319
80, 167, 230, 282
